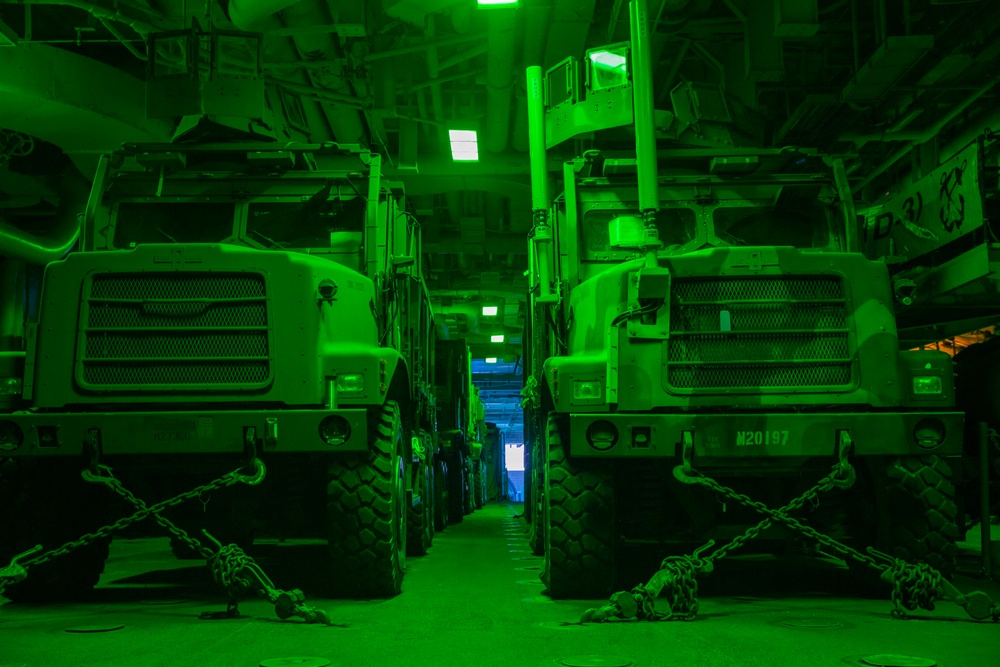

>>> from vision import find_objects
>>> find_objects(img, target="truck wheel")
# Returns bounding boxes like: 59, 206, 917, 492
542, 416, 615, 599
326, 402, 406, 598
447, 450, 465, 525
0, 458, 111, 602
407, 458, 432, 557
473, 460, 485, 509
464, 461, 474, 516
880, 455, 959, 575
433, 457, 449, 531
527, 457, 545, 556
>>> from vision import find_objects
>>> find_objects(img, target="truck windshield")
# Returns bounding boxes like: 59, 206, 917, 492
113, 202, 236, 248
713, 200, 832, 249
247, 197, 365, 249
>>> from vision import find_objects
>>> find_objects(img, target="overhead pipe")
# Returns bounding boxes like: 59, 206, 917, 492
407, 68, 487, 93
525, 66, 557, 305
0, 160, 91, 265
279, 0, 366, 145
365, 32, 485, 62
629, 0, 661, 264
485, 8, 518, 153
99, 18, 147, 60
512, 0, 552, 152
423, 15, 448, 143
438, 43, 488, 71
850, 71, 1000, 194
21, 0, 163, 35
228, 0, 304, 31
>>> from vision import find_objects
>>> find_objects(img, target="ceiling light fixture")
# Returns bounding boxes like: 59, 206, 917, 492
485, 357, 498, 364
491, 334, 504, 343
482, 306, 498, 316
449, 129, 479, 162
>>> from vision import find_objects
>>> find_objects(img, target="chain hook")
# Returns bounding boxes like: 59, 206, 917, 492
232, 458, 266, 486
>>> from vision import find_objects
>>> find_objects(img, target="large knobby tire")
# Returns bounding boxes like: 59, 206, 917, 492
542, 416, 615, 599
473, 460, 485, 509
447, 450, 466, 524
407, 458, 433, 557
0, 458, 111, 602
527, 453, 545, 556
433, 457, 449, 532
464, 461, 474, 516
326, 402, 406, 598
880, 455, 959, 575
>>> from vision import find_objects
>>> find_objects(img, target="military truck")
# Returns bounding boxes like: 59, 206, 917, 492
522, 0, 964, 598
855, 131, 1000, 566
434, 338, 488, 521
0, 140, 438, 601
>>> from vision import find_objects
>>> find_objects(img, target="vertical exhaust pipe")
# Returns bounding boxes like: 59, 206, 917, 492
628, 0, 661, 266
525, 65, 557, 304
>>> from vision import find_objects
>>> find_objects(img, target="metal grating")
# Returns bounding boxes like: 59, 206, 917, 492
78, 273, 271, 390
668, 276, 852, 391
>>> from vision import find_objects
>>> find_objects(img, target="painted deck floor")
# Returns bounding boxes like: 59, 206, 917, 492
2, 503, 998, 667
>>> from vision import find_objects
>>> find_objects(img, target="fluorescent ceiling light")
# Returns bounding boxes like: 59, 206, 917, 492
485, 357, 498, 364
478, 0, 518, 6
482, 306, 498, 316
491, 334, 505, 343
449, 129, 479, 162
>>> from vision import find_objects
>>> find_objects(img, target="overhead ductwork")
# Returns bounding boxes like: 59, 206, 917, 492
541, 0, 598, 71
0, 43, 171, 177
228, 0, 304, 31
484, 9, 518, 153
278, 1, 366, 145
0, 150, 93, 265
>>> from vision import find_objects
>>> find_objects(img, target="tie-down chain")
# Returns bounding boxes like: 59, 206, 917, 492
582, 432, 999, 624
0, 429, 332, 625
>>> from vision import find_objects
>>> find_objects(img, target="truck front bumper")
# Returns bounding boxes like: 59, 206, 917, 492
0, 409, 369, 457
568, 411, 963, 463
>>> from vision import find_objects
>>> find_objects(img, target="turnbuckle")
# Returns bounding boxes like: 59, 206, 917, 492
867, 547, 999, 621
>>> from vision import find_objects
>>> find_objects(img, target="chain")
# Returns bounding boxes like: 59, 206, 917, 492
1, 460, 331, 625
583, 459, 999, 624
4, 461, 263, 578
686, 464, 884, 574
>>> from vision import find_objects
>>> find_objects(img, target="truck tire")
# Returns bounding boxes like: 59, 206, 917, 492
881, 455, 959, 575
473, 460, 485, 509
542, 416, 615, 599
0, 458, 111, 602
407, 458, 432, 557
527, 458, 545, 556
326, 402, 406, 598
433, 457, 449, 532
464, 461, 474, 516
447, 450, 465, 525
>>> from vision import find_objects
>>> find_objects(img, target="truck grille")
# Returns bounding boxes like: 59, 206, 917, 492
667, 277, 852, 391
77, 273, 271, 391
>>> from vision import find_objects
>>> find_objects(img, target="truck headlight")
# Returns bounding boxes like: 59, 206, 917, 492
0, 420, 24, 452
573, 380, 603, 400
319, 415, 351, 446
0, 377, 22, 396
912, 376, 943, 395
336, 374, 364, 394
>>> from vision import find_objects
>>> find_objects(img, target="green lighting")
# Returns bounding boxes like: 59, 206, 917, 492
482, 306, 498, 316
477, 0, 518, 6
589, 51, 627, 69
449, 129, 479, 162
491, 334, 504, 343
485, 357, 498, 364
